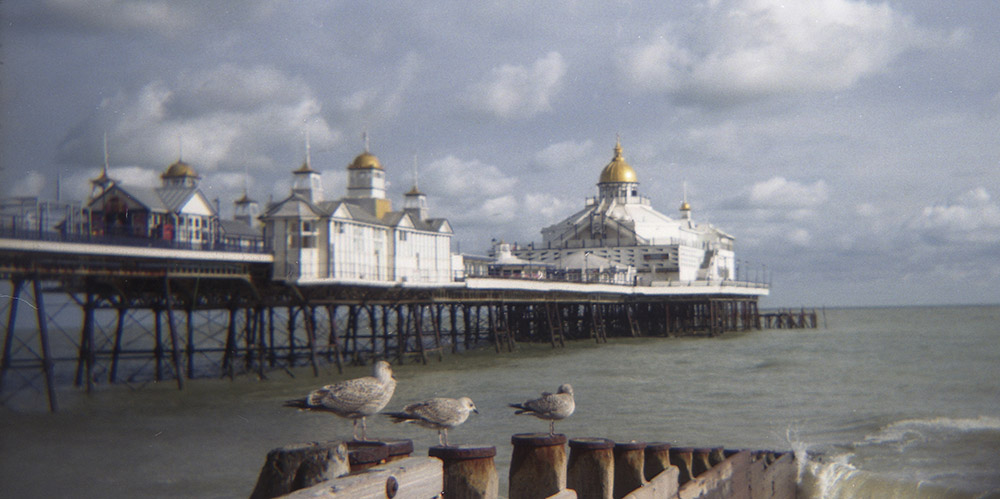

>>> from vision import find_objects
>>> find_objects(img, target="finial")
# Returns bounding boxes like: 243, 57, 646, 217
305, 129, 312, 169
103, 132, 110, 175
362, 129, 370, 153
178, 136, 184, 161
411, 153, 419, 190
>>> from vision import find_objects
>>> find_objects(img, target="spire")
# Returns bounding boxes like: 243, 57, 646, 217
410, 153, 420, 192
305, 129, 312, 170
90, 132, 115, 198
362, 128, 370, 153
680, 181, 692, 219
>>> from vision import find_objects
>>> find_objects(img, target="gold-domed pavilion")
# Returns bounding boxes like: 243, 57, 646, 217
511, 138, 737, 284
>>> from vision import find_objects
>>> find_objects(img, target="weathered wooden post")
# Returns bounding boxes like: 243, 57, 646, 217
567, 438, 614, 499
692, 448, 712, 477
510, 433, 567, 499
613, 441, 646, 498
642, 442, 672, 482
429, 445, 498, 499
669, 447, 695, 485
249, 441, 349, 499
709, 447, 727, 467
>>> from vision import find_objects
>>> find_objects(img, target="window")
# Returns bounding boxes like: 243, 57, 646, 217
399, 231, 407, 241
302, 221, 314, 232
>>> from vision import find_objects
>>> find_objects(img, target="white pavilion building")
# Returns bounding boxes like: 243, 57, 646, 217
510, 140, 736, 285
261, 147, 454, 284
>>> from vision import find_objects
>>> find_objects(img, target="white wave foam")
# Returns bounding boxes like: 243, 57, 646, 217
862, 416, 1000, 446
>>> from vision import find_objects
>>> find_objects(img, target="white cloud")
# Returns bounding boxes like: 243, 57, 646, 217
748, 177, 829, 208
6, 172, 46, 197
909, 187, 1000, 244
423, 155, 518, 201
621, 0, 943, 101
465, 52, 566, 119
57, 64, 340, 174
534, 139, 594, 170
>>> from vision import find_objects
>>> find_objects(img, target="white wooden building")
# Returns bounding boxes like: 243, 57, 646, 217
262, 149, 454, 284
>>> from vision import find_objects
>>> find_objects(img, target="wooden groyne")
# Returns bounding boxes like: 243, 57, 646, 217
250, 435, 797, 498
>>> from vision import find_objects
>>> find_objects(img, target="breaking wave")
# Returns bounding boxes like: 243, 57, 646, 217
794, 416, 1000, 499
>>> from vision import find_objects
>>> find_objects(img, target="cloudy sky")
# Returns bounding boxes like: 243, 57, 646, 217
2, 1, 998, 307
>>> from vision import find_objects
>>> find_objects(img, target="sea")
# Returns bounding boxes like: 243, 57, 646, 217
1, 305, 998, 498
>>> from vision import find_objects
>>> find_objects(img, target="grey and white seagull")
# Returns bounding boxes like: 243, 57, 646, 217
510, 383, 575, 435
284, 360, 396, 441
383, 397, 479, 447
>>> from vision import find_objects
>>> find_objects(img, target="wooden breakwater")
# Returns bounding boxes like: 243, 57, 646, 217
250, 434, 796, 498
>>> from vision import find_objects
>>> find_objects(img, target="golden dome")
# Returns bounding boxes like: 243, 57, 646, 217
161, 160, 199, 179
680, 201, 691, 211
349, 151, 383, 170
598, 141, 637, 184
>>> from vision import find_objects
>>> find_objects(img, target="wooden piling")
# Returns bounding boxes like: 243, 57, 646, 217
691, 448, 712, 478
668, 447, 695, 485
249, 441, 349, 499
613, 441, 646, 499
567, 437, 615, 499
429, 445, 499, 499
642, 442, 672, 482
509, 433, 567, 499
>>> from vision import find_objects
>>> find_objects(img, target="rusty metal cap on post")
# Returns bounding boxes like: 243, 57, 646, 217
511, 433, 568, 447
568, 437, 615, 451
614, 441, 648, 452
347, 441, 389, 465
645, 442, 672, 452
429, 445, 497, 460
383, 439, 415, 457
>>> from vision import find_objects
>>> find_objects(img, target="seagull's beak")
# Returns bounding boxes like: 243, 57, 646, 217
473, 407, 480, 414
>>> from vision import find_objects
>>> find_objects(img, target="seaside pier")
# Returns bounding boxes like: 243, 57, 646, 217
0, 235, 770, 412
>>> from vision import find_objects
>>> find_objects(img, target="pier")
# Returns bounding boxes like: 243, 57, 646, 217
0, 232, 794, 412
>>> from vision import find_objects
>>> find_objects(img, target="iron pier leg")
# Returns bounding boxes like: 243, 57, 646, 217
32, 277, 58, 412
0, 279, 25, 393
109, 307, 125, 383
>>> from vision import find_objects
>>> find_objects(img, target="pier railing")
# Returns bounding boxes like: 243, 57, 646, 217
0, 227, 266, 254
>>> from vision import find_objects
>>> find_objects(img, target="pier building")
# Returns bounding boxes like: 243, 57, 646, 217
510, 140, 735, 285
85, 158, 262, 251
261, 147, 453, 284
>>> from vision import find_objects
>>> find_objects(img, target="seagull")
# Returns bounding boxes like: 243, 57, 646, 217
284, 360, 396, 441
383, 397, 478, 447
510, 383, 575, 435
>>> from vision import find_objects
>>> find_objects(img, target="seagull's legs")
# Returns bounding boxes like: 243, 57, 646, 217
360, 417, 368, 441
549, 420, 555, 436
352, 419, 360, 441
438, 429, 450, 447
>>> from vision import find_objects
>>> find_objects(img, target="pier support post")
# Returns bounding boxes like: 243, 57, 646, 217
613, 441, 646, 498
430, 445, 499, 499
567, 438, 614, 499
510, 433, 567, 499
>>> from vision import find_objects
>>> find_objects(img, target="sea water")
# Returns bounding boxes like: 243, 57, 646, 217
1, 305, 998, 498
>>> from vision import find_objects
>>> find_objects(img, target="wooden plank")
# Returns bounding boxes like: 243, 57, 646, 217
283, 456, 443, 499
621, 466, 679, 499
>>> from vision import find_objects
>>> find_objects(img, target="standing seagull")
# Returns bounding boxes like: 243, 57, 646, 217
383, 397, 478, 447
510, 383, 575, 436
284, 360, 396, 441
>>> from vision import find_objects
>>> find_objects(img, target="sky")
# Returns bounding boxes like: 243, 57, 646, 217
1, 1, 999, 308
